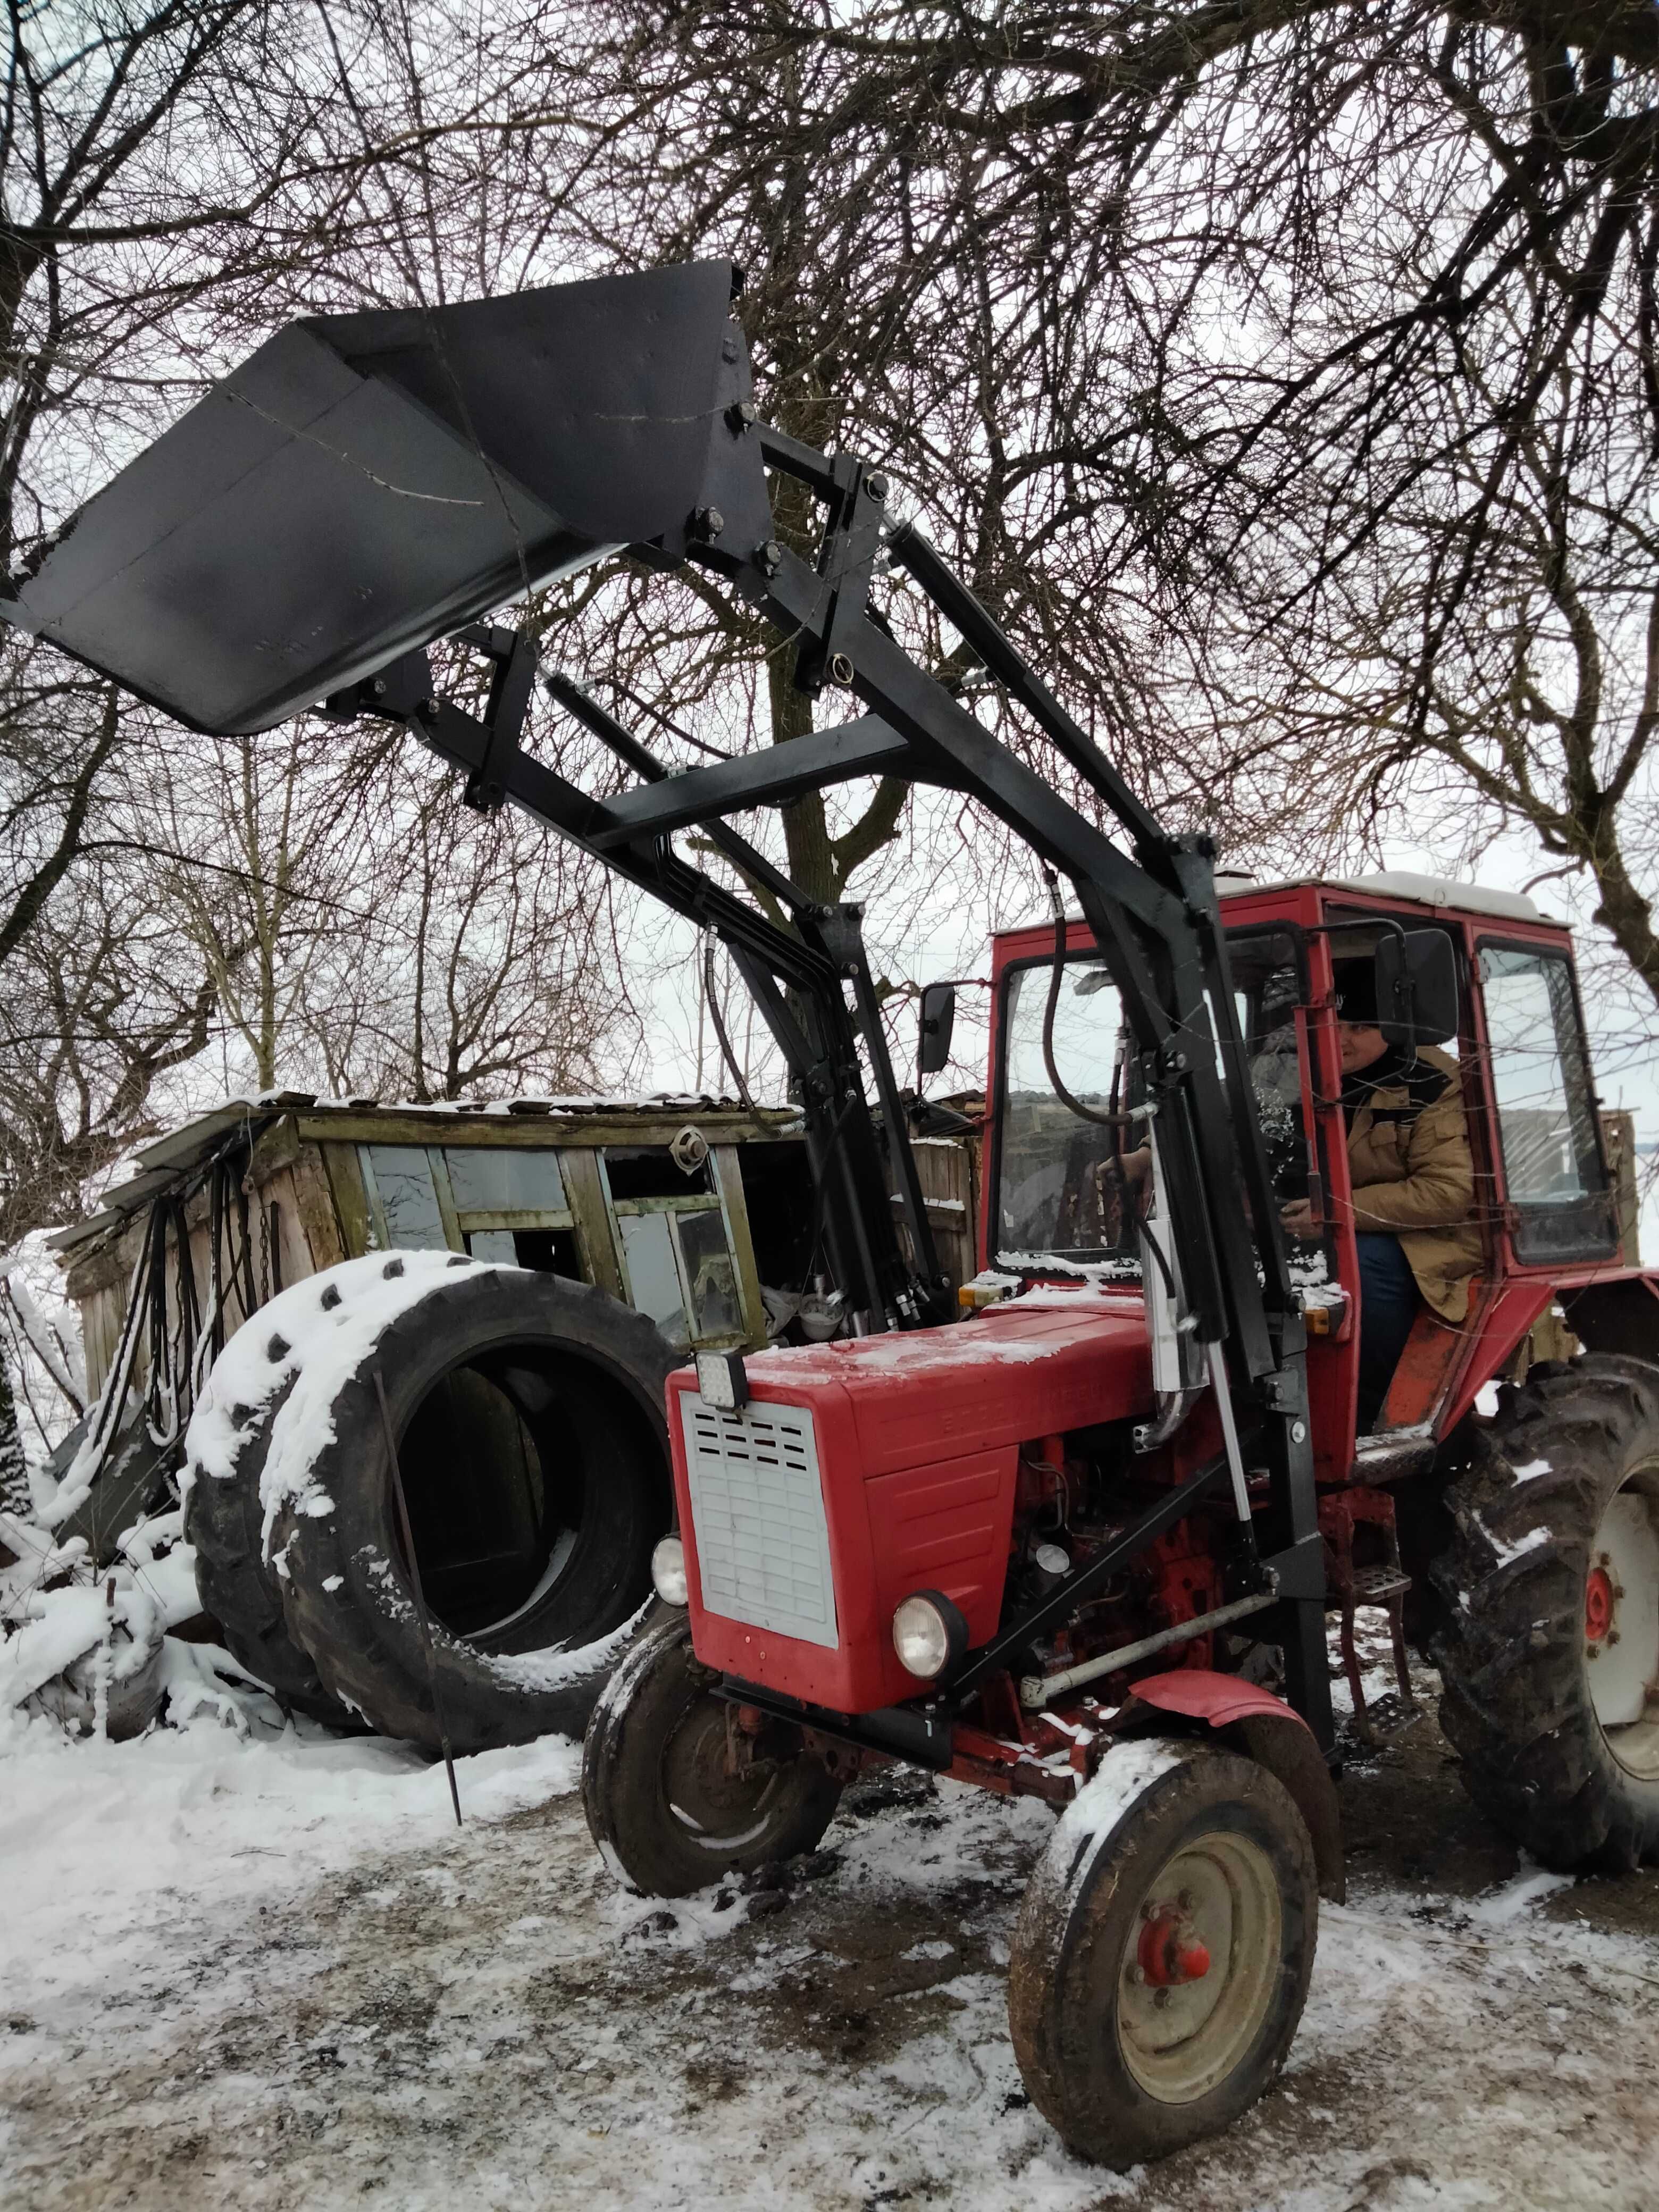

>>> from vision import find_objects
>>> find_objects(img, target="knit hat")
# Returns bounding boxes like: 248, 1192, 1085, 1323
1333, 960, 1379, 1025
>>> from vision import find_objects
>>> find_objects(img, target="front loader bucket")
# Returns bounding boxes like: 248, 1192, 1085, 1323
1, 261, 768, 734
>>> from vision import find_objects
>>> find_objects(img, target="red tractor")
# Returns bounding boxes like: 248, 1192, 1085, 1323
11, 259, 1656, 2166
584, 870, 1659, 2165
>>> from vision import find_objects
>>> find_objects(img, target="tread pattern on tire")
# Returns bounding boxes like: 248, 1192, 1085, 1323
183, 1372, 342, 1719
1431, 1353, 1659, 1871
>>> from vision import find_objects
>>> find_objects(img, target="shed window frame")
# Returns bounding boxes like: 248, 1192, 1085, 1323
358, 1141, 579, 1258
598, 1149, 745, 1349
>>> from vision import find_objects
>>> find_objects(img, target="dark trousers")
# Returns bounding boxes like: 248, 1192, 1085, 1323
1355, 1233, 1421, 1432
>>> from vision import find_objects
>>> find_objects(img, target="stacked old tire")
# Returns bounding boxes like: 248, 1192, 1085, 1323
181, 1251, 674, 1752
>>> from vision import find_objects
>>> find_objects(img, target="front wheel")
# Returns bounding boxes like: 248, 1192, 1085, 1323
582, 1612, 843, 1896
1008, 1740, 1318, 2167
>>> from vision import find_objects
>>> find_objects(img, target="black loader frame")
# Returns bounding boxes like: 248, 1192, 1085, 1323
2, 258, 1331, 1755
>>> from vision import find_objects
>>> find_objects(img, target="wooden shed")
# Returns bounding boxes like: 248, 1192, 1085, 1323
53, 1092, 981, 1408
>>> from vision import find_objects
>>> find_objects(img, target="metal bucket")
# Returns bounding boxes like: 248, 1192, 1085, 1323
2, 259, 767, 733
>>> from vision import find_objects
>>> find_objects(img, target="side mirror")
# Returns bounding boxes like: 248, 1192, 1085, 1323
918, 982, 956, 1079
1376, 930, 1459, 1049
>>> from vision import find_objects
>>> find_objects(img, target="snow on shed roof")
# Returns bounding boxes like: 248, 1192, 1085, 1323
45, 1090, 798, 1254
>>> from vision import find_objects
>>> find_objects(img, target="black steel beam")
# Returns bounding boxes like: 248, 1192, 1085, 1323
585, 713, 916, 847
885, 524, 1171, 865
545, 671, 822, 922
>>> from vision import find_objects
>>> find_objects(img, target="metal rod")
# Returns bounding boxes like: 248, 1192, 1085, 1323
1206, 1339, 1254, 1523
374, 1367, 462, 1826
1019, 1586, 1280, 1707
947, 1456, 1230, 1703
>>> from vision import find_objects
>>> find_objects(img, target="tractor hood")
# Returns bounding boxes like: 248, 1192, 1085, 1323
0, 260, 769, 734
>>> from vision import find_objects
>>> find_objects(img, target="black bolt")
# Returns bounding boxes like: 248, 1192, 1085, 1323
830, 651, 854, 684
760, 540, 783, 574
866, 473, 888, 501
418, 697, 439, 719
370, 677, 387, 698
727, 400, 757, 432
698, 507, 725, 539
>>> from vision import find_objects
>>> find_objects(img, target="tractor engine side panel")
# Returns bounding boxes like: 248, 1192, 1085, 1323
668, 1292, 1154, 1713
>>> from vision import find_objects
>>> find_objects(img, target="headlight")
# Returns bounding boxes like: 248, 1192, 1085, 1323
891, 1590, 968, 1680
651, 1535, 688, 1607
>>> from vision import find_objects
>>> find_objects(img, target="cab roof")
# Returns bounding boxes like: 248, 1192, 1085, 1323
1213, 869, 1548, 924
999, 869, 1550, 938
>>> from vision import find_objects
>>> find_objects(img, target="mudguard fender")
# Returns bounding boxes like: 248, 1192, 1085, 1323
1129, 1669, 1345, 1903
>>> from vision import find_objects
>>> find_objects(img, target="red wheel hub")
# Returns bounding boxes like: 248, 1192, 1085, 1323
1585, 1565, 1615, 1645
1137, 1908, 1211, 1986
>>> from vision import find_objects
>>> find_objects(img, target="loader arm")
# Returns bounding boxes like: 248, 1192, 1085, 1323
0, 257, 1327, 1735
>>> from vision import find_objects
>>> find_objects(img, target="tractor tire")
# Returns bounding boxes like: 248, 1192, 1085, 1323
1432, 1353, 1659, 1871
583, 1611, 843, 1896
185, 1373, 346, 1722
276, 1260, 676, 1755
1008, 1739, 1317, 2167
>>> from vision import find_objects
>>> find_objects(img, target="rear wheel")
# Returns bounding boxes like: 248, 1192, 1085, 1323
582, 1612, 843, 1896
1434, 1354, 1659, 1869
1007, 1741, 1317, 2167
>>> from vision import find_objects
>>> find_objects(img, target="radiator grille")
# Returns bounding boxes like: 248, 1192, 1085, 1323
680, 1394, 839, 1649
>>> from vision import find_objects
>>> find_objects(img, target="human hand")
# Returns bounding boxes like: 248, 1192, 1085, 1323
1279, 1199, 1319, 1241
1118, 1143, 1153, 1191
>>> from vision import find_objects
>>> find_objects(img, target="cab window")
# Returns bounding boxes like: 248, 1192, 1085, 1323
1478, 944, 1615, 1261
995, 957, 1135, 1264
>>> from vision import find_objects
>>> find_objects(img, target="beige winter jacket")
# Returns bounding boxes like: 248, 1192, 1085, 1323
1344, 1044, 1482, 1322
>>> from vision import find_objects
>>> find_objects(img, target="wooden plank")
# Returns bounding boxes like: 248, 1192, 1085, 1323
248, 1113, 302, 1179
319, 1144, 375, 1260
287, 1146, 347, 1271
711, 1144, 768, 1352
558, 1148, 625, 1299
909, 1133, 978, 1288
261, 1164, 322, 1289
1601, 1109, 1640, 1267
293, 1110, 798, 1151
426, 1147, 464, 1252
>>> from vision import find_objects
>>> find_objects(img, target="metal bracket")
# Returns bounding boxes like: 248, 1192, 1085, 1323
455, 625, 538, 812
793, 456, 888, 698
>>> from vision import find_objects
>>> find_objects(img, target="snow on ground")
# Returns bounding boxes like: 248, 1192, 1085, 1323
4, 1674, 1658, 2212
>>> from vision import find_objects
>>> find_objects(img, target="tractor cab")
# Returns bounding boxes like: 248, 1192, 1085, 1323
981, 871, 1626, 1482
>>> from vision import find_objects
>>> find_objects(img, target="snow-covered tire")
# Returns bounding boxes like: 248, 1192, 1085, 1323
184, 1373, 343, 1721
582, 1611, 843, 1895
1008, 1741, 1317, 2167
274, 1256, 676, 1754
1432, 1353, 1659, 1871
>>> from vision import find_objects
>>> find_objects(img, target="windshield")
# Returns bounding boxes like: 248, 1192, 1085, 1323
995, 959, 1138, 1267
993, 933, 1313, 1275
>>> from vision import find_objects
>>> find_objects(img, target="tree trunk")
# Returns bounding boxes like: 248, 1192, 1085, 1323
0, 1349, 31, 1520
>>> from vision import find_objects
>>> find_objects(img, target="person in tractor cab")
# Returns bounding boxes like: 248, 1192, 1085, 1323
1279, 960, 1481, 1429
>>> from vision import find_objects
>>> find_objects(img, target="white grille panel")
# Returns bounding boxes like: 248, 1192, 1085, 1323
681, 1394, 839, 1649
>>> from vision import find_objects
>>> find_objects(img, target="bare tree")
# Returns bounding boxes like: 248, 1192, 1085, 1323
0, 856, 217, 1251
287, 744, 640, 1103
521, 6, 1659, 1003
